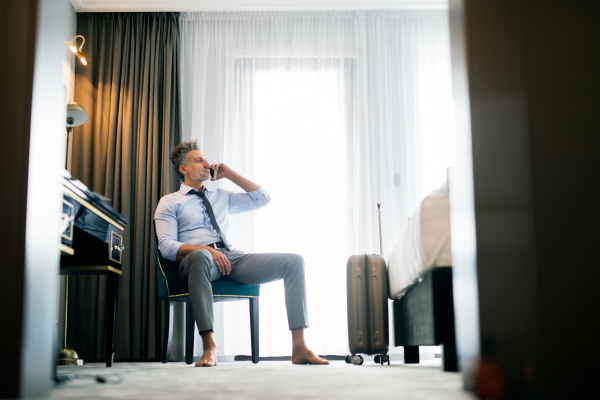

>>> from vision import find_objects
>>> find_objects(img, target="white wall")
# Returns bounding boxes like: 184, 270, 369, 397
62, 2, 77, 103
57, 0, 78, 358
20, 0, 75, 396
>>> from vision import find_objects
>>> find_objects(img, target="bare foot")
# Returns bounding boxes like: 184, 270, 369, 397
292, 344, 329, 365
195, 348, 217, 367
195, 330, 218, 367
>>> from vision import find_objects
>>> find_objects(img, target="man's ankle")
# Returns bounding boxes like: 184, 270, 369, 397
293, 340, 307, 349
202, 341, 217, 354
200, 330, 217, 351
291, 327, 307, 348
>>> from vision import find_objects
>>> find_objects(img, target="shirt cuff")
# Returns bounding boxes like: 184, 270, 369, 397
167, 241, 184, 262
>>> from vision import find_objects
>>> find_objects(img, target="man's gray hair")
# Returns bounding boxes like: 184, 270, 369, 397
170, 140, 200, 182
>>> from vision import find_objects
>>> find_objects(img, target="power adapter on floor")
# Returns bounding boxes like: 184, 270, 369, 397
55, 373, 124, 385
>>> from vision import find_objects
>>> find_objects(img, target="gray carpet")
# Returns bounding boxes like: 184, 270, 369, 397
40, 360, 475, 400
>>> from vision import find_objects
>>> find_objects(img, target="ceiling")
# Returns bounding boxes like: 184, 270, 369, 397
68, 0, 448, 12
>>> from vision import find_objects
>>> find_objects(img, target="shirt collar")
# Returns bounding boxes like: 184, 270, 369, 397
180, 183, 210, 195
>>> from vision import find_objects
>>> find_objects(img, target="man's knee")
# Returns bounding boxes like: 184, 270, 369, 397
285, 253, 305, 274
186, 249, 213, 272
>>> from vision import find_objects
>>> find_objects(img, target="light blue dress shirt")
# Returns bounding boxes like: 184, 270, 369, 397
155, 183, 271, 261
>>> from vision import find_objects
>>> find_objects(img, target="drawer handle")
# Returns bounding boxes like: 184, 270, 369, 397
113, 244, 125, 252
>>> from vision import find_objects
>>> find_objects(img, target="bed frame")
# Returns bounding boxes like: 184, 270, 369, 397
392, 267, 458, 372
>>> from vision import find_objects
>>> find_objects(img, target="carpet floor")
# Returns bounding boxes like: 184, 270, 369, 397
39, 360, 475, 400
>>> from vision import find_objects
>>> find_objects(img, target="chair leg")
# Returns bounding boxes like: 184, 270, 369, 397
162, 300, 174, 363
442, 340, 458, 372
185, 299, 195, 365
404, 346, 420, 364
249, 298, 259, 364
105, 272, 120, 367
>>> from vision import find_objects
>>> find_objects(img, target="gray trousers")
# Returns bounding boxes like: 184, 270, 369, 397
178, 248, 309, 333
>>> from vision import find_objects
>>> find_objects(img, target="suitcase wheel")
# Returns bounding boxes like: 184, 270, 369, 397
351, 355, 363, 365
374, 354, 390, 365
345, 355, 353, 364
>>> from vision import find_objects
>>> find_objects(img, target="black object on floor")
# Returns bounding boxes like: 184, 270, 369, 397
404, 346, 420, 364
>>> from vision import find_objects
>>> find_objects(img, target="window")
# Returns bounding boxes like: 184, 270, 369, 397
252, 65, 350, 355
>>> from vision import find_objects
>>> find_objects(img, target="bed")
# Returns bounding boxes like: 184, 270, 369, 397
387, 179, 458, 372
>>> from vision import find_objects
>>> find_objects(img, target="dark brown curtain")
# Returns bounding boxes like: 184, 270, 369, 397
68, 12, 181, 360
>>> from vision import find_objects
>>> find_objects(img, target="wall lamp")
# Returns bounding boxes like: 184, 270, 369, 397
66, 35, 87, 66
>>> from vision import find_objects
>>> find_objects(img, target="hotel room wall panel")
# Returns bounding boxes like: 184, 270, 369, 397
0, 1, 38, 397
521, 1, 600, 397
450, 1, 539, 392
0, 0, 71, 397
451, 0, 600, 397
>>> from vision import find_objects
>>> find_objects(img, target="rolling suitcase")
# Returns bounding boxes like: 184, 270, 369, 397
345, 204, 390, 365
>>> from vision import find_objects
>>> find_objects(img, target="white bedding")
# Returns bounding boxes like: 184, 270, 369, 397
387, 181, 452, 299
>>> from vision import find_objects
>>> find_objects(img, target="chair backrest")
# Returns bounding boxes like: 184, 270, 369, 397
153, 221, 189, 300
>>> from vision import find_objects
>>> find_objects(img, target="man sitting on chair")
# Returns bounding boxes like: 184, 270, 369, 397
154, 140, 328, 367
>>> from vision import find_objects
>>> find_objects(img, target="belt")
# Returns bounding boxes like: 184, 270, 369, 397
208, 241, 227, 249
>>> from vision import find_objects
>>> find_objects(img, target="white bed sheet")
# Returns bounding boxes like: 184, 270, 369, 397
387, 182, 452, 299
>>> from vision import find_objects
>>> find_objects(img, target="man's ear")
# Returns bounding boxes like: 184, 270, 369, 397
179, 164, 187, 176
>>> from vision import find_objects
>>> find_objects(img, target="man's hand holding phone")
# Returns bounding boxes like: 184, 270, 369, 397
209, 163, 232, 182
208, 163, 260, 193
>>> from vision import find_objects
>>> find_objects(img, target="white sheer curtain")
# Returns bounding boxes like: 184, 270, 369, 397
179, 10, 454, 357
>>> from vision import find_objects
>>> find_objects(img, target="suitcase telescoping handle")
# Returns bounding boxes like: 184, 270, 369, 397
377, 203, 383, 256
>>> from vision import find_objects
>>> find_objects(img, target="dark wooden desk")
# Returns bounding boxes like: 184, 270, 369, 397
59, 266, 121, 367
60, 171, 128, 367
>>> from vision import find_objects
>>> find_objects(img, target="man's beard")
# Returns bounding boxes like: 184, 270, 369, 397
189, 168, 210, 182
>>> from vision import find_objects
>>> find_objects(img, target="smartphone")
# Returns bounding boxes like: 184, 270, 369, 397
209, 167, 217, 180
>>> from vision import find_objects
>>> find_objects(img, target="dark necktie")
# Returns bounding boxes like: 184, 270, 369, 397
191, 189, 232, 250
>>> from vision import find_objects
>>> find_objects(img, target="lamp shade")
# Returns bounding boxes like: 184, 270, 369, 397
66, 103, 87, 127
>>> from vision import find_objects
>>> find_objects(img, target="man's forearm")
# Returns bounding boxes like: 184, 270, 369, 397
176, 244, 214, 260
227, 170, 260, 192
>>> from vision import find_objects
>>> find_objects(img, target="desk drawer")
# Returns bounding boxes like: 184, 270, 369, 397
61, 225, 124, 272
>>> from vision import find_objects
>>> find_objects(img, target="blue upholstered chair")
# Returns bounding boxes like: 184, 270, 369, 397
153, 222, 260, 364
